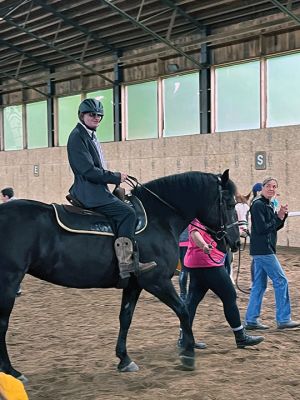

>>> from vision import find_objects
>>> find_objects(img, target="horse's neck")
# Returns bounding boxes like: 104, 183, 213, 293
132, 174, 210, 234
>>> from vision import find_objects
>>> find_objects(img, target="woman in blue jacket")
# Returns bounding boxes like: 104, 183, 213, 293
244, 177, 299, 330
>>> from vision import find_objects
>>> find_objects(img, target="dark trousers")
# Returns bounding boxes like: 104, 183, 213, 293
178, 247, 189, 301
186, 266, 241, 329
224, 251, 233, 276
91, 198, 136, 240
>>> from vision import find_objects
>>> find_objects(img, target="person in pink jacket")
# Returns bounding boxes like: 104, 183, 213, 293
177, 219, 264, 349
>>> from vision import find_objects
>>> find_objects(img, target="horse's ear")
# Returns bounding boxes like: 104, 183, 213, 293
244, 191, 251, 202
221, 169, 229, 185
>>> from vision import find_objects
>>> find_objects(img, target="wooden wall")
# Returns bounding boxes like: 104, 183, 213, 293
2, 12, 300, 103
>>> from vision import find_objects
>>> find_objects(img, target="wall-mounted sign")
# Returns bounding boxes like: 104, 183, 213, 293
33, 164, 39, 177
255, 151, 266, 170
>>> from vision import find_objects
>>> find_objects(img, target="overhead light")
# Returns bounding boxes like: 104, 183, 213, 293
167, 63, 180, 73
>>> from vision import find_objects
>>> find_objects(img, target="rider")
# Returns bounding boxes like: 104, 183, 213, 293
67, 98, 156, 283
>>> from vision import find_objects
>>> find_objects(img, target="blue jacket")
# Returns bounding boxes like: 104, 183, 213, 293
67, 123, 121, 208
250, 196, 286, 255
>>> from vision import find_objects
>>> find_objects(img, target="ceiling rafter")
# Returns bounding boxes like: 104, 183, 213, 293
0, 38, 51, 69
0, 0, 300, 95
1, 14, 114, 84
270, 0, 300, 24
100, 0, 202, 68
32, 0, 117, 52
0, 69, 48, 97
160, 0, 206, 32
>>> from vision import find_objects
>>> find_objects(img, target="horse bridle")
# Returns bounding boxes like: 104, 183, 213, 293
201, 176, 239, 241
125, 175, 238, 246
127, 174, 247, 290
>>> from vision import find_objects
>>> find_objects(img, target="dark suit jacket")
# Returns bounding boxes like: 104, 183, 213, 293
67, 123, 121, 207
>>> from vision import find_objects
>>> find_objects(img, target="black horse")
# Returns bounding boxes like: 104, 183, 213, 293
0, 170, 239, 382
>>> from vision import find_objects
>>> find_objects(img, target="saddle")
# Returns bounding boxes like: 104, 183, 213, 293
52, 194, 147, 237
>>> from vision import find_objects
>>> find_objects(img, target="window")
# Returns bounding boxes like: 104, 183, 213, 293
87, 89, 114, 142
3, 105, 23, 150
163, 73, 200, 136
125, 81, 158, 140
267, 53, 300, 127
26, 101, 48, 149
58, 95, 81, 146
215, 61, 260, 132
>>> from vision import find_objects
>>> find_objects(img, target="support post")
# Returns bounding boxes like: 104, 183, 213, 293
199, 28, 211, 134
47, 67, 55, 147
113, 52, 123, 142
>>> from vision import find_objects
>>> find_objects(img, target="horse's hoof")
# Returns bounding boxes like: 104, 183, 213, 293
119, 361, 139, 372
180, 355, 195, 371
17, 374, 29, 384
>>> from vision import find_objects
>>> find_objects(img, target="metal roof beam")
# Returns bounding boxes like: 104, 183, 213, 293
32, 0, 116, 52
100, 0, 202, 68
0, 70, 48, 97
0, 38, 51, 69
160, 0, 205, 32
0, 14, 114, 84
269, 0, 300, 24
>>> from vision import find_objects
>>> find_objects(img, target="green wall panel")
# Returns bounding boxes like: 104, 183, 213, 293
126, 81, 158, 140
267, 53, 300, 127
87, 89, 114, 142
216, 61, 260, 132
58, 95, 81, 146
26, 101, 48, 149
4, 105, 23, 150
163, 73, 200, 136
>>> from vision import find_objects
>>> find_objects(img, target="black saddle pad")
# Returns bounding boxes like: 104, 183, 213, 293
52, 195, 147, 236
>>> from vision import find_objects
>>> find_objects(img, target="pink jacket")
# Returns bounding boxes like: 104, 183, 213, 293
184, 220, 225, 268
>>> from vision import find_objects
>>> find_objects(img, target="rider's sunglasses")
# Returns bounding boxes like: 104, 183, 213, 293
88, 112, 102, 118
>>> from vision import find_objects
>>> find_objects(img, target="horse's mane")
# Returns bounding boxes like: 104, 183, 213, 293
133, 171, 236, 196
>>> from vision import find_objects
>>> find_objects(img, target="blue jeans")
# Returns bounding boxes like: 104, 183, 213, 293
245, 254, 291, 324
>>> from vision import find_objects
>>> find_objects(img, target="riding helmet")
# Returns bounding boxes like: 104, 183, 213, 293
78, 98, 104, 116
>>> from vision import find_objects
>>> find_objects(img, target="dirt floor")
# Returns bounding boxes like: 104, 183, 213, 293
8, 246, 300, 400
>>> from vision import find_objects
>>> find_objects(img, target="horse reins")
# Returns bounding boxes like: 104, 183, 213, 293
125, 175, 237, 256
234, 221, 251, 294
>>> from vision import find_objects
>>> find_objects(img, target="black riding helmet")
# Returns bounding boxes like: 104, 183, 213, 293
78, 98, 104, 117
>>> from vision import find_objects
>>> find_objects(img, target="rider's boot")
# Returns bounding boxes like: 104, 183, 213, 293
114, 237, 156, 279
234, 327, 264, 348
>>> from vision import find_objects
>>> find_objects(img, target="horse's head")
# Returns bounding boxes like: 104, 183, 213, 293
197, 169, 240, 253
235, 195, 250, 238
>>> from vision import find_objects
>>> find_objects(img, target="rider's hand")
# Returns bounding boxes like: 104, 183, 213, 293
120, 173, 128, 183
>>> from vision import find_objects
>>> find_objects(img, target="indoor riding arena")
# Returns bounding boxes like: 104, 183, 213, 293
0, 1, 299, 399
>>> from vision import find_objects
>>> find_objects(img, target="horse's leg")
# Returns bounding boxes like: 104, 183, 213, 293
116, 283, 142, 372
0, 291, 27, 382
145, 279, 195, 371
